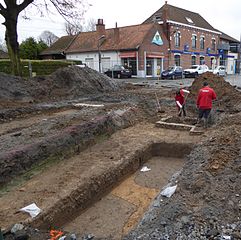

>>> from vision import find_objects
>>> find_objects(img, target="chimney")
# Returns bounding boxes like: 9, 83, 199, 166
114, 22, 120, 43
162, 1, 169, 39
96, 19, 105, 37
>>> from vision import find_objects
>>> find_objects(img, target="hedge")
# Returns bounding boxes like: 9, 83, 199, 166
0, 59, 82, 77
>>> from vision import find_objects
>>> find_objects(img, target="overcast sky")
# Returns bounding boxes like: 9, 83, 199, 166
0, 0, 240, 43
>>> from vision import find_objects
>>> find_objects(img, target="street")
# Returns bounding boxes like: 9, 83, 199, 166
118, 74, 241, 89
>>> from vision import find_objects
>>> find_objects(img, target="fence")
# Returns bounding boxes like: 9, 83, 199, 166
83, 58, 241, 77
1, 58, 240, 78
0, 60, 80, 77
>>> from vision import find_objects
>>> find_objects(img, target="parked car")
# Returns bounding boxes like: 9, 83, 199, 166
161, 66, 183, 79
211, 66, 226, 76
104, 65, 132, 78
184, 64, 209, 78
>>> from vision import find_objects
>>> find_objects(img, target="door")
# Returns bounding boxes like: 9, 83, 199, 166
146, 58, 153, 76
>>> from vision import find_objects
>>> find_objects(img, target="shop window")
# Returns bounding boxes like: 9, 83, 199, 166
192, 35, 197, 49
200, 36, 205, 50
122, 58, 137, 75
191, 56, 196, 65
174, 55, 181, 66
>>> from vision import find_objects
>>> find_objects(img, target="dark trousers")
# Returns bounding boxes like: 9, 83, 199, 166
178, 105, 186, 117
198, 108, 211, 119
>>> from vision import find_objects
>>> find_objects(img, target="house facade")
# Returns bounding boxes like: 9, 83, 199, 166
41, 1, 240, 77
65, 19, 168, 78
143, 1, 221, 70
218, 32, 240, 74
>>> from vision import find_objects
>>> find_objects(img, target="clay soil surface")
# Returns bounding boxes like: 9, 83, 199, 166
1, 68, 241, 240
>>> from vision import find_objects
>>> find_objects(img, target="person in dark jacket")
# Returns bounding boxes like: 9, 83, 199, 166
175, 87, 190, 117
196, 81, 217, 127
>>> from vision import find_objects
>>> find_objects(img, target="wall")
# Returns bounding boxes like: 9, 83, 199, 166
168, 25, 220, 69
139, 24, 168, 77
66, 51, 121, 72
226, 53, 238, 74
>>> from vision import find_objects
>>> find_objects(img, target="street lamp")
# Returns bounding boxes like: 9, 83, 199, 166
98, 35, 106, 73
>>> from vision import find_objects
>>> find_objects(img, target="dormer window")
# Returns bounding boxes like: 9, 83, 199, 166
186, 17, 194, 24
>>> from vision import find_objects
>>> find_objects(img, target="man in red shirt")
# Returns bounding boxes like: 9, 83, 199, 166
196, 82, 217, 127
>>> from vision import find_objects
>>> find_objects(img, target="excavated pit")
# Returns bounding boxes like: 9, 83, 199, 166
32, 142, 192, 239
156, 116, 205, 135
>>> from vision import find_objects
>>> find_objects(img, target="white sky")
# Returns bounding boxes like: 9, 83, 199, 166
0, 0, 240, 43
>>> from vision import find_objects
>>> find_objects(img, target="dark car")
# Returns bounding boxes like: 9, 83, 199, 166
104, 65, 132, 79
161, 66, 183, 79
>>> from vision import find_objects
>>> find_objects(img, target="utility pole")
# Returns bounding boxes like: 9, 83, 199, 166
239, 33, 241, 74
97, 35, 106, 73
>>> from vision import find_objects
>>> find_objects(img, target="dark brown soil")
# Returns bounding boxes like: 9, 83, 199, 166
2, 68, 241, 240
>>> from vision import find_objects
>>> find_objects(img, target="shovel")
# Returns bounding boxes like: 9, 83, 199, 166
155, 93, 165, 113
178, 92, 189, 116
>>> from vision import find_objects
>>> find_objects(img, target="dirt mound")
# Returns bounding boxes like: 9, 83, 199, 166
36, 66, 119, 100
0, 73, 37, 102
0, 66, 119, 104
190, 72, 241, 111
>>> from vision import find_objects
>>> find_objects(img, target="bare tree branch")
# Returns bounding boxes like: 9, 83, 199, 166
18, 0, 34, 13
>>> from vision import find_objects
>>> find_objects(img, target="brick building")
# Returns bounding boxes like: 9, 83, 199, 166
41, 1, 239, 77
143, 1, 221, 69
65, 20, 169, 77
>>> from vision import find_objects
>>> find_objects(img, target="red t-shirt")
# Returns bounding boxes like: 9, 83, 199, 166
175, 94, 184, 105
197, 86, 217, 109
175, 89, 186, 105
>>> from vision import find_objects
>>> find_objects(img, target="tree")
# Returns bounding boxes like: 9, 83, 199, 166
0, 0, 89, 76
65, 19, 83, 36
19, 37, 47, 59
64, 17, 96, 36
84, 18, 96, 32
0, 37, 7, 52
39, 31, 59, 47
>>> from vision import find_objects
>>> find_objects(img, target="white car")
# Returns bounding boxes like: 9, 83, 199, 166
212, 66, 226, 76
184, 65, 209, 78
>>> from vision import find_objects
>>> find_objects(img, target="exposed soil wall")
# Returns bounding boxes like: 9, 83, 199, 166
30, 142, 191, 230
0, 107, 139, 187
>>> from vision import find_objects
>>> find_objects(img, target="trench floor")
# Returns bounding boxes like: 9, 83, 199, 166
63, 156, 185, 239
0, 122, 202, 231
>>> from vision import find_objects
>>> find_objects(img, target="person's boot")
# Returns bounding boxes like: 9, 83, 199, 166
204, 118, 208, 128
196, 118, 202, 127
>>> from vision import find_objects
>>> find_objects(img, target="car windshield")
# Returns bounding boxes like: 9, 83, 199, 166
191, 65, 198, 69
112, 65, 124, 70
168, 67, 175, 71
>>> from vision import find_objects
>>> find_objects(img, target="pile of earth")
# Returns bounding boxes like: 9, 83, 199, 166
125, 112, 241, 240
0, 66, 119, 106
189, 72, 241, 112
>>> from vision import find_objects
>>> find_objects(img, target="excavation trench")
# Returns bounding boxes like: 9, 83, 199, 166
33, 142, 192, 239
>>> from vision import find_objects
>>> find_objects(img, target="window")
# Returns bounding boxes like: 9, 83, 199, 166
191, 56, 196, 65
186, 17, 194, 24
174, 32, 181, 47
192, 35, 197, 49
200, 36, 205, 50
174, 54, 181, 66
211, 58, 216, 69
200, 56, 205, 65
211, 39, 216, 51
85, 58, 94, 69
